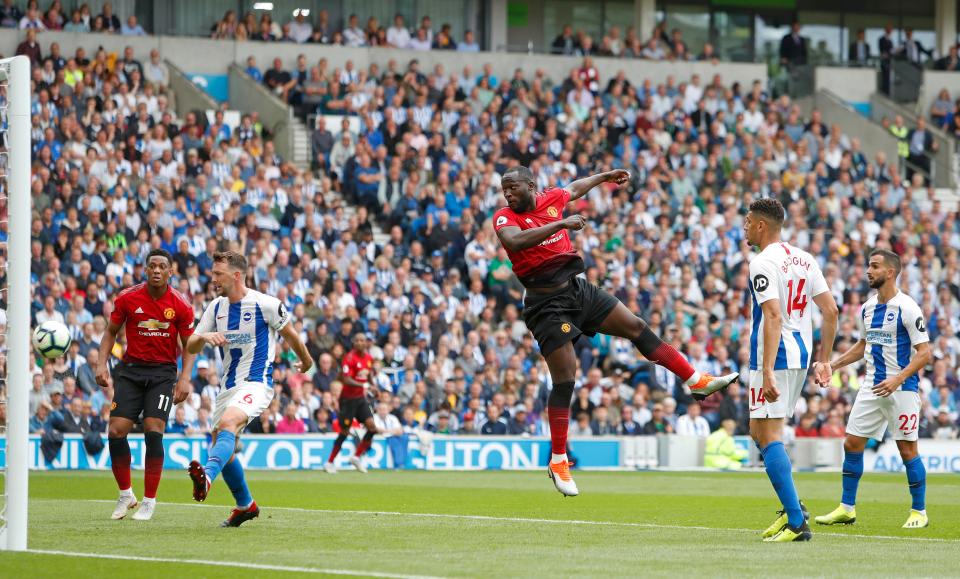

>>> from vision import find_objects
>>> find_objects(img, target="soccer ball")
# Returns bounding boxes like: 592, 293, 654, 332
33, 321, 72, 359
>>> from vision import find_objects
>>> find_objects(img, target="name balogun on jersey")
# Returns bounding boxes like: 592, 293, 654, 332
780, 254, 813, 273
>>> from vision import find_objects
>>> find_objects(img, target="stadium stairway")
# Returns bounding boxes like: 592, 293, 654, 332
816, 89, 959, 192
167, 61, 387, 243
222, 66, 388, 244
869, 91, 957, 191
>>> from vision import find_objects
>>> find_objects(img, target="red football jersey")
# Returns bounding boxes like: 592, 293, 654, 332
493, 187, 585, 287
110, 283, 195, 365
340, 350, 374, 399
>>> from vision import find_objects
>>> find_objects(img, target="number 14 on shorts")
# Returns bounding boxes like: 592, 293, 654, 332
751, 385, 766, 406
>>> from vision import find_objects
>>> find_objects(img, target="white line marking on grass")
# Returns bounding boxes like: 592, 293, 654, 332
24, 549, 446, 579
75, 499, 960, 544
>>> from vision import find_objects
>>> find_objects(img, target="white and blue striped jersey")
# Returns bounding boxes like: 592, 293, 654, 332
749, 242, 829, 371
857, 292, 928, 394
195, 290, 291, 389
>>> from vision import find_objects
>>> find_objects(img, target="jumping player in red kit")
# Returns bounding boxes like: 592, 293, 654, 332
494, 166, 739, 496
95, 249, 197, 520
324, 333, 380, 474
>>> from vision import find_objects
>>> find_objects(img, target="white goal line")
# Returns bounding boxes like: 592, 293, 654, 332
23, 548, 446, 579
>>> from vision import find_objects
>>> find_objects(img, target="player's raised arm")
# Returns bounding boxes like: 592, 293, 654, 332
495, 215, 586, 253
566, 169, 630, 201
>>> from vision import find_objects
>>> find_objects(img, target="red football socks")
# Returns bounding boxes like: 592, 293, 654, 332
548, 406, 571, 455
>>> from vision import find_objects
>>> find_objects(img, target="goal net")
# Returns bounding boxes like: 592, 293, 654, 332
0, 55, 32, 552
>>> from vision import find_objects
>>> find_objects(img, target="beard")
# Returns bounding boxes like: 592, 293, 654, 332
867, 277, 884, 289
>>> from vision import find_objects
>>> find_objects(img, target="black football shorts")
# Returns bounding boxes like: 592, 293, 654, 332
337, 396, 374, 428
111, 361, 179, 422
521, 277, 620, 357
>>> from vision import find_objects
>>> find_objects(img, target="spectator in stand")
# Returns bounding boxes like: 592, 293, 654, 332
288, 8, 313, 44
276, 401, 307, 434
779, 22, 807, 67
121, 15, 146, 36
458, 30, 479, 52
675, 401, 710, 437
343, 14, 366, 47
935, 44, 960, 71
16, 27, 42, 65
167, 404, 191, 434
433, 23, 456, 50
794, 413, 820, 437
264, 57, 296, 102
898, 28, 932, 66
819, 410, 846, 437
409, 27, 431, 51
480, 405, 507, 435
848, 29, 871, 67
244, 55, 262, 82
96, 2, 119, 32
0, 0, 22, 28
19, 4, 45, 29
386, 14, 411, 49
931, 408, 958, 439
906, 117, 937, 184
643, 404, 673, 435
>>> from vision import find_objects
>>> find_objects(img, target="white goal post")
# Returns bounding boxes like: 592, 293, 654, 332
0, 55, 32, 552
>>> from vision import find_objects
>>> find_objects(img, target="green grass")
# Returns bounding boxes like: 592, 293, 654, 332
1, 469, 959, 578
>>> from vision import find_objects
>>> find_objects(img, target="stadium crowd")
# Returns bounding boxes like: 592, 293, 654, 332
5, 23, 960, 455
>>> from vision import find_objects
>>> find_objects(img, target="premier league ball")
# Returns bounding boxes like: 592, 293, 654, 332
33, 321, 72, 359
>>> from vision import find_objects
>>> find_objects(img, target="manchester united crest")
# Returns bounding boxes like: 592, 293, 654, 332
547, 206, 559, 217
163, 307, 176, 320
561, 323, 571, 333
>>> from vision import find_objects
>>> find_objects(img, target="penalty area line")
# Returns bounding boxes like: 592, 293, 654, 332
74, 499, 960, 544
23, 549, 447, 579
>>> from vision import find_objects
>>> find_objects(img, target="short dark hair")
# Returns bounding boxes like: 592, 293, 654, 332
213, 250, 248, 272
146, 248, 172, 266
748, 198, 785, 227
502, 166, 535, 184
869, 248, 902, 275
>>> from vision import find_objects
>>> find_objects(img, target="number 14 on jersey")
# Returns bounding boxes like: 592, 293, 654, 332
787, 278, 808, 317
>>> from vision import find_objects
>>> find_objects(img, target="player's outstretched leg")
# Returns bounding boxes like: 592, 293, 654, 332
816, 437, 863, 526
132, 429, 165, 520
190, 430, 236, 502
220, 456, 259, 527
599, 304, 738, 400
108, 428, 138, 519
902, 454, 928, 528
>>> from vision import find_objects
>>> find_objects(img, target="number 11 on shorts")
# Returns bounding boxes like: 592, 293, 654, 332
158, 394, 170, 411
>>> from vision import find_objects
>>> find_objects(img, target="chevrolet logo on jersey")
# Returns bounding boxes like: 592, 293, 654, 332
137, 319, 170, 331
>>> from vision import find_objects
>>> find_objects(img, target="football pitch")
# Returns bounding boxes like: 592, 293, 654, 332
1, 469, 959, 578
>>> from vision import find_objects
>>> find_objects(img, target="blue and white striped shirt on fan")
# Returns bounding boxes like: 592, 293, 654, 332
194, 290, 291, 390
857, 291, 929, 394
